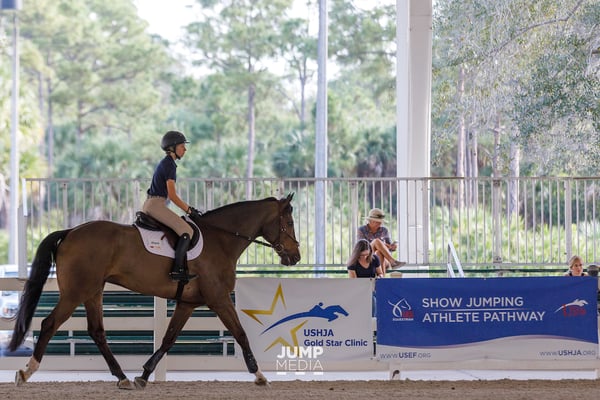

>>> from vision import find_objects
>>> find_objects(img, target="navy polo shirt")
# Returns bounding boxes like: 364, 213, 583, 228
147, 156, 177, 197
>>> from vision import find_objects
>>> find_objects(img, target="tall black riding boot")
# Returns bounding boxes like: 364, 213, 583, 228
170, 233, 197, 282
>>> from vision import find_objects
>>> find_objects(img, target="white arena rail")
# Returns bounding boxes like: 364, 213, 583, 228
3, 276, 600, 380
0, 277, 385, 381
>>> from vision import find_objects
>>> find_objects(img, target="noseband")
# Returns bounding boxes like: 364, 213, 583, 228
268, 214, 299, 256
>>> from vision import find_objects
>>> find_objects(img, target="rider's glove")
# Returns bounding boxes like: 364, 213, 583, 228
187, 206, 203, 218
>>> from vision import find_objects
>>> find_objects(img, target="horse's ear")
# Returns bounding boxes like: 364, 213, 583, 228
286, 192, 294, 202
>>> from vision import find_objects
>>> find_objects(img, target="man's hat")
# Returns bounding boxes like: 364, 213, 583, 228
366, 208, 386, 223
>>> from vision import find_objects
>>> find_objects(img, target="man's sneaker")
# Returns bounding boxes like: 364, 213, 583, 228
391, 260, 406, 268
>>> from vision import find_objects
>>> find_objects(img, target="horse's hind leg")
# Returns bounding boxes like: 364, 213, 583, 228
209, 297, 268, 386
83, 294, 134, 390
15, 298, 79, 386
134, 302, 195, 389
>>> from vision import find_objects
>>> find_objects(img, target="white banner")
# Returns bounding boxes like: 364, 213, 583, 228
235, 278, 373, 373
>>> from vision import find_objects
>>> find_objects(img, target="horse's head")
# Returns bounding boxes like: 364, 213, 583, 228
263, 193, 301, 266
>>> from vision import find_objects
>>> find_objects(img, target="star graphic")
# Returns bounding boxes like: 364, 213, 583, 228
241, 283, 286, 324
241, 283, 308, 352
264, 321, 307, 351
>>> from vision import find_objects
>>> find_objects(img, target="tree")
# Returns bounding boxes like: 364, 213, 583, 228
432, 0, 599, 181
513, 2, 600, 175
326, 1, 398, 177
19, 0, 170, 175
0, 19, 46, 229
184, 0, 295, 182
277, 12, 317, 129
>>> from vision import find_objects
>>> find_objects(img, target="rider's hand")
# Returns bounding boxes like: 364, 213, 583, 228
187, 206, 202, 218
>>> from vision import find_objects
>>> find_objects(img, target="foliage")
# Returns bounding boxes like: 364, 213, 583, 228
0, 229, 7, 263
2, 0, 599, 194
16, 0, 171, 176
54, 133, 153, 179
432, 0, 600, 178
184, 0, 296, 179
513, 4, 600, 175
271, 129, 315, 177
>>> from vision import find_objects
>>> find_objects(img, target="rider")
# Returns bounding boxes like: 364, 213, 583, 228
143, 130, 198, 283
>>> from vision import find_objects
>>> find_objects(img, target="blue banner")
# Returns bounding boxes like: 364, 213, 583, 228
376, 277, 598, 361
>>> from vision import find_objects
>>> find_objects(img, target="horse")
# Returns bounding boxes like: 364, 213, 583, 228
8, 193, 301, 389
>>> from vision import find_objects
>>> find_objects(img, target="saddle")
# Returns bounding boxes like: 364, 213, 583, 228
134, 211, 200, 250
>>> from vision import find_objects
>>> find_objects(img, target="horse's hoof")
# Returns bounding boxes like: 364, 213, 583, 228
117, 378, 135, 390
134, 377, 147, 390
254, 376, 269, 386
15, 370, 26, 386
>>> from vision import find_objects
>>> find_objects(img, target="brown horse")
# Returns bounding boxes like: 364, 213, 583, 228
9, 194, 300, 389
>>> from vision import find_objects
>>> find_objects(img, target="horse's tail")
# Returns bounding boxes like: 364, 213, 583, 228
9, 229, 72, 351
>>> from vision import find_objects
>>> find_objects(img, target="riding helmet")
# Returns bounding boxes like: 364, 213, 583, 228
160, 131, 189, 152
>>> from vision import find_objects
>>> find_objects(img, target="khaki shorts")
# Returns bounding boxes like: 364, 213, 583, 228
142, 197, 193, 237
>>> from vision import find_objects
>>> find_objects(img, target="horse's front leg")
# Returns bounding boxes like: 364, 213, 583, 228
209, 296, 268, 386
134, 302, 194, 389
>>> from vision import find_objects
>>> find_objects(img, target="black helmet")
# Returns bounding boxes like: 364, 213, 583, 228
161, 131, 189, 152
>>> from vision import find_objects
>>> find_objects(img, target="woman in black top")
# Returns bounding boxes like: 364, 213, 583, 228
347, 239, 384, 278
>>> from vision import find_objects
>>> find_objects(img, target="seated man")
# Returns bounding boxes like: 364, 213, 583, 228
587, 264, 600, 315
357, 208, 405, 275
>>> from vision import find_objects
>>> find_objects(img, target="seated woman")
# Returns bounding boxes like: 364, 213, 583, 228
564, 255, 587, 276
357, 208, 405, 275
347, 239, 383, 279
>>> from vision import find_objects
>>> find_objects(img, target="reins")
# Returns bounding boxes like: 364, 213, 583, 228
231, 231, 273, 248
194, 217, 293, 250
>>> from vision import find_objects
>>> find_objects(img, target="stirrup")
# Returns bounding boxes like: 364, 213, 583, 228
169, 270, 197, 282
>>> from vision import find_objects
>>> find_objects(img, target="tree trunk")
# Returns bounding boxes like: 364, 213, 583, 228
245, 82, 256, 198
46, 78, 55, 177
299, 70, 307, 129
76, 100, 83, 145
468, 126, 479, 206
456, 66, 466, 208
509, 127, 521, 215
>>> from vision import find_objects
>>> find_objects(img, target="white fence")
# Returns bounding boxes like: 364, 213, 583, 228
19, 176, 600, 272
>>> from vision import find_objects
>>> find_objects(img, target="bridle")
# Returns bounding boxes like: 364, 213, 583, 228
234, 214, 298, 255
195, 208, 299, 256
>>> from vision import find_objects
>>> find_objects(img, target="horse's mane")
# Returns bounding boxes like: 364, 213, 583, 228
199, 197, 279, 218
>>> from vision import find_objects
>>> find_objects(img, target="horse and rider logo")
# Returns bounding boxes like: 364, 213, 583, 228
241, 284, 349, 351
388, 297, 414, 321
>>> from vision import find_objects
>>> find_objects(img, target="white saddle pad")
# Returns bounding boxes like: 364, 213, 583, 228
134, 215, 203, 260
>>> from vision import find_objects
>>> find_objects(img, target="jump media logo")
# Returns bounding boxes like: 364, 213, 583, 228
275, 345, 325, 375
241, 283, 349, 376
